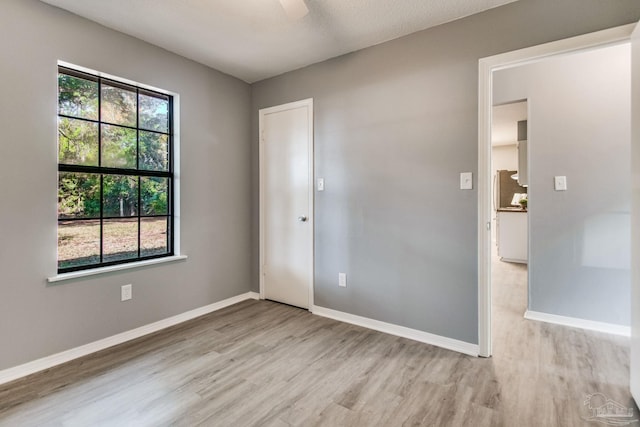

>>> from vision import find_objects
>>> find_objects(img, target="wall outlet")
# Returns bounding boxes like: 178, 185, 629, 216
338, 273, 347, 288
121, 284, 132, 301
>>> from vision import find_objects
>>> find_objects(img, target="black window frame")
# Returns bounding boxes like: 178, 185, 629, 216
57, 66, 174, 273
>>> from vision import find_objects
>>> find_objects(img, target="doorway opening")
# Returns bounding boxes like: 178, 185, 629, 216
478, 24, 635, 357
490, 100, 529, 354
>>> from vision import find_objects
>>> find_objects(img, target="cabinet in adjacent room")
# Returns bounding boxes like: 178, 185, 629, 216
497, 210, 528, 263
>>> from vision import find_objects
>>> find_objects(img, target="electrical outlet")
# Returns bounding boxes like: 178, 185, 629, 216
338, 273, 347, 288
121, 284, 132, 301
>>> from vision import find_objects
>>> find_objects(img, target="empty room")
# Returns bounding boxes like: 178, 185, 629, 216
1, 0, 639, 425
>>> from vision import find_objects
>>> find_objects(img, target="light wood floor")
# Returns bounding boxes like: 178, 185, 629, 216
0, 261, 635, 426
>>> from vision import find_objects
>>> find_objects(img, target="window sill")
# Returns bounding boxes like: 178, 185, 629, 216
47, 255, 188, 283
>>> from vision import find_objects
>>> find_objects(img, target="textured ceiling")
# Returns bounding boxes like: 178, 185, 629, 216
40, 0, 518, 83
492, 101, 527, 146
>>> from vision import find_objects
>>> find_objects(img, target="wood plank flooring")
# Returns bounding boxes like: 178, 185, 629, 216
0, 260, 635, 426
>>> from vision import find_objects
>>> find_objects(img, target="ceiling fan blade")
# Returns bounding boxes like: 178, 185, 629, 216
279, 0, 309, 20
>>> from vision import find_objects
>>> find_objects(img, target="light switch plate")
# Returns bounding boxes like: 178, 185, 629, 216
317, 178, 324, 191
338, 273, 347, 287
554, 176, 567, 191
460, 172, 473, 190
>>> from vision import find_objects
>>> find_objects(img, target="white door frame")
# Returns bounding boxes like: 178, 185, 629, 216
630, 22, 640, 407
259, 98, 315, 310
477, 24, 634, 357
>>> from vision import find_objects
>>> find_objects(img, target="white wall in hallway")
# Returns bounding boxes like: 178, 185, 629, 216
492, 144, 518, 172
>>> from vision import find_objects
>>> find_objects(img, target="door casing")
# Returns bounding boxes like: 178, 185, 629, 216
259, 98, 314, 310
630, 21, 640, 408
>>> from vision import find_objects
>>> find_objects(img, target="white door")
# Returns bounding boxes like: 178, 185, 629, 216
259, 99, 313, 309
630, 20, 640, 408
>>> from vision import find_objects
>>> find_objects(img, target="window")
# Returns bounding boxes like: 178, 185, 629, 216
57, 66, 174, 273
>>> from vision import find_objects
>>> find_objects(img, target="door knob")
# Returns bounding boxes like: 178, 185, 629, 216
298, 216, 307, 222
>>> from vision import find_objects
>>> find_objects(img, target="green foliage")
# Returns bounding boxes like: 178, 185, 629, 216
101, 84, 136, 126
103, 175, 138, 217
58, 118, 98, 166
102, 125, 137, 169
140, 93, 169, 132
141, 178, 168, 215
58, 72, 169, 224
58, 74, 98, 119
140, 132, 168, 171
58, 174, 169, 218
58, 173, 100, 218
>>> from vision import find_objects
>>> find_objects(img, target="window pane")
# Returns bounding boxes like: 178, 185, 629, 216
101, 83, 136, 127
103, 175, 138, 217
139, 92, 169, 133
58, 73, 98, 120
58, 220, 100, 269
101, 124, 136, 168
58, 172, 100, 219
58, 117, 98, 166
57, 67, 174, 272
139, 131, 168, 171
103, 218, 138, 262
141, 177, 168, 215
141, 217, 169, 257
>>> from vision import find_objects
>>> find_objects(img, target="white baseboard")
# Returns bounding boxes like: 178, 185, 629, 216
311, 305, 479, 357
524, 310, 631, 337
0, 291, 260, 386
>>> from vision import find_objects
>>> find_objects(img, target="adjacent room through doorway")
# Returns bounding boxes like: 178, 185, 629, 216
490, 100, 529, 355
485, 40, 632, 358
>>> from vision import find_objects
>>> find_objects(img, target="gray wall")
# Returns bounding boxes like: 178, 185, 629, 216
0, 0, 252, 370
251, 0, 640, 343
494, 44, 631, 325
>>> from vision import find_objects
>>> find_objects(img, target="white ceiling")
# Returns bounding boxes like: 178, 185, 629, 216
492, 101, 527, 146
40, 0, 518, 83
